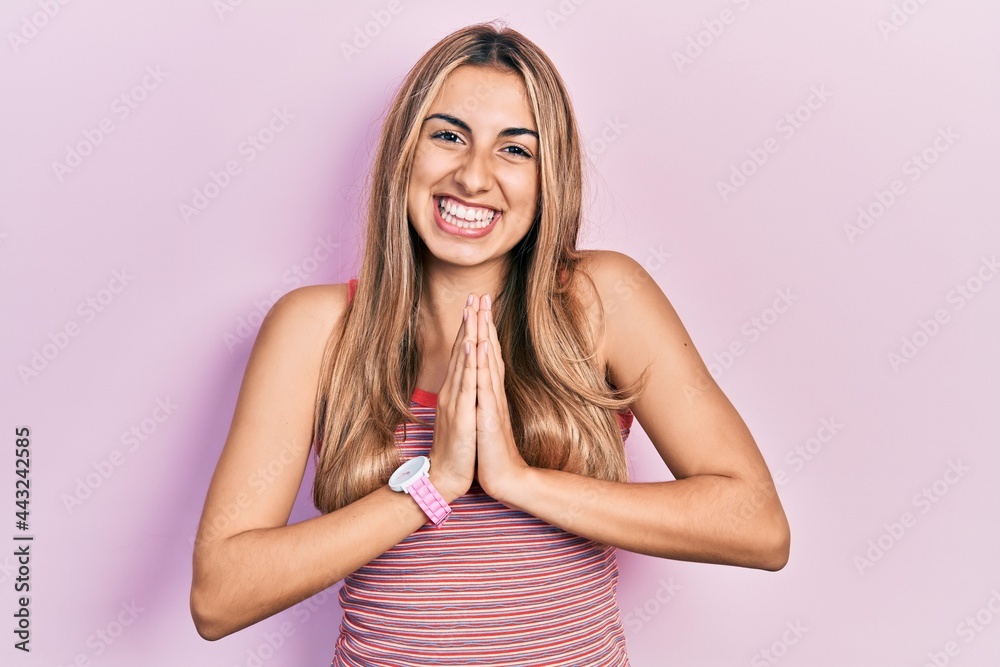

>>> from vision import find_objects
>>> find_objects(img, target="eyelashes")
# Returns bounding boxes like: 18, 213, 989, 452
502, 145, 533, 158
429, 130, 534, 160
431, 129, 460, 143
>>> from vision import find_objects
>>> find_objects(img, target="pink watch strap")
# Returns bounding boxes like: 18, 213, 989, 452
406, 475, 452, 527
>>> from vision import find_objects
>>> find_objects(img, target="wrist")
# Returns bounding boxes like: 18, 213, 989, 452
489, 464, 533, 510
389, 455, 453, 527
428, 464, 465, 504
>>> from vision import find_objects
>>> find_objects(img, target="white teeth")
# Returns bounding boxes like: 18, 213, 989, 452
437, 197, 497, 229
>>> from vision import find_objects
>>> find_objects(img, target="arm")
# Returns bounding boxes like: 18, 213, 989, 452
189, 286, 456, 640
495, 251, 790, 571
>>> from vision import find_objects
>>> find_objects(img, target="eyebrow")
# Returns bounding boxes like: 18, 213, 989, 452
424, 113, 539, 140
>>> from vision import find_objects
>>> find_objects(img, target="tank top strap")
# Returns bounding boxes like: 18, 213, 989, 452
347, 277, 358, 303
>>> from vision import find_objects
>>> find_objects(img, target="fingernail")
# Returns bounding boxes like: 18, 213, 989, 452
466, 293, 474, 306
485, 294, 492, 310
463, 308, 468, 321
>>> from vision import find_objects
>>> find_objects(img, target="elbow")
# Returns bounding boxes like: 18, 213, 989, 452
757, 510, 791, 572
737, 477, 790, 571
190, 571, 239, 641
191, 539, 244, 641
190, 586, 227, 641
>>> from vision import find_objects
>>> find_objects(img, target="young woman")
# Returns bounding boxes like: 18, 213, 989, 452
190, 22, 790, 666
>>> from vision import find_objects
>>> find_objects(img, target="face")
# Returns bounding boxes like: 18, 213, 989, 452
407, 65, 540, 272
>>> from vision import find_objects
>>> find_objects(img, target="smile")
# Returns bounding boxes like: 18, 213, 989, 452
433, 196, 502, 237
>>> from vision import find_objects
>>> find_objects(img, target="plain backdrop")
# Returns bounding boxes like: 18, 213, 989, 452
2, 1, 999, 665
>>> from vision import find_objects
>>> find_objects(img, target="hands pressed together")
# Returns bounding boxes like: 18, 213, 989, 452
427, 293, 529, 504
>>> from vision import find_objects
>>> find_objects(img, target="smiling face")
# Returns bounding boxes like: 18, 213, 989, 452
406, 65, 540, 273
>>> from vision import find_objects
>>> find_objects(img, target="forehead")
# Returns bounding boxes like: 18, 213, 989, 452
429, 65, 536, 131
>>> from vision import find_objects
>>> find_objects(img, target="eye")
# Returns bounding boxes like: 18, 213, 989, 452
431, 130, 463, 144
502, 144, 534, 159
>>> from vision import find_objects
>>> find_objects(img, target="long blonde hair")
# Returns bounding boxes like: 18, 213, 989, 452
312, 21, 648, 513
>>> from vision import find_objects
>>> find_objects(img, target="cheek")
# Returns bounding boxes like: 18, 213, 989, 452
405, 184, 415, 220
522, 182, 541, 217
406, 173, 426, 218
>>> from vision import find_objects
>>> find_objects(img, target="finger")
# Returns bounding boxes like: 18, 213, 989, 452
457, 322, 479, 415
484, 295, 505, 383
481, 310, 504, 406
459, 294, 481, 404
477, 304, 490, 347
448, 297, 469, 356
477, 306, 503, 401
443, 294, 473, 377
476, 338, 497, 422
445, 299, 477, 405
438, 308, 470, 403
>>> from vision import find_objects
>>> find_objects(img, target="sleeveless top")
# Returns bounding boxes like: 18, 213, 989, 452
332, 278, 634, 667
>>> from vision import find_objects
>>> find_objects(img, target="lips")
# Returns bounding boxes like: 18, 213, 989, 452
433, 195, 502, 239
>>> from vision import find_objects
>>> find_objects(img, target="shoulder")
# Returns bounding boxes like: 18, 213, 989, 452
576, 249, 650, 304
571, 250, 654, 370
268, 283, 350, 327
574, 249, 662, 325
254, 283, 351, 358
574, 250, 686, 383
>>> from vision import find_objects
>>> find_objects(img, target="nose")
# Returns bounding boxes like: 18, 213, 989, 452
454, 147, 493, 195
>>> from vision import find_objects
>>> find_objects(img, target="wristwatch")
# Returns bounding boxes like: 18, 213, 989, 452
388, 455, 452, 528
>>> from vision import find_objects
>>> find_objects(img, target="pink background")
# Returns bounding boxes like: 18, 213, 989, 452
3, 1, 999, 665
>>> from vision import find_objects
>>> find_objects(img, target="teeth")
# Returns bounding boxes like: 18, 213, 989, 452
437, 197, 497, 229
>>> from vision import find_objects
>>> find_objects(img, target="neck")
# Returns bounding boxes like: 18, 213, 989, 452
417, 254, 509, 344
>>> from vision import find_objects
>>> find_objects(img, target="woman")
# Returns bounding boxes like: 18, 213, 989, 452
190, 22, 790, 666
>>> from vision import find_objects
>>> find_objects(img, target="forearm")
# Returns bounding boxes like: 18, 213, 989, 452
499, 467, 789, 570
191, 483, 433, 640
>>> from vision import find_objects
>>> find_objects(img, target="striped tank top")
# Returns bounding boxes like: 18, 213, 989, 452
332, 278, 634, 667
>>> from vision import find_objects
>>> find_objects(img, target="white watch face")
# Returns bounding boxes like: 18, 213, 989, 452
389, 456, 429, 491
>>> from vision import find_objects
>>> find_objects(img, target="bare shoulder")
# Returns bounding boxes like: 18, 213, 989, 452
575, 249, 693, 384
572, 250, 654, 371
233, 283, 354, 396
268, 283, 349, 331
575, 249, 660, 316
254, 283, 350, 352
576, 249, 650, 302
